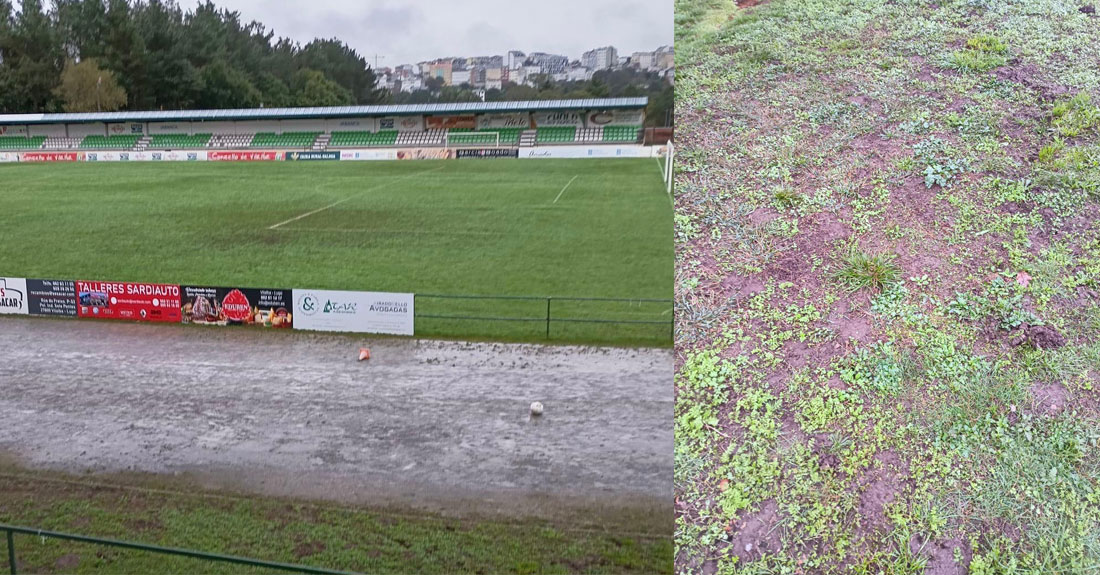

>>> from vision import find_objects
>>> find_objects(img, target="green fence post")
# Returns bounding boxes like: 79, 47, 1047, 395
6, 530, 15, 575
545, 297, 551, 339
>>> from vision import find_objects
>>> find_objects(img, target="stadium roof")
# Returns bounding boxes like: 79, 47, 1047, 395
0, 98, 649, 125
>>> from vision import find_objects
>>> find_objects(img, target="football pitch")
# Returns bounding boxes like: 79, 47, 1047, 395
0, 158, 672, 345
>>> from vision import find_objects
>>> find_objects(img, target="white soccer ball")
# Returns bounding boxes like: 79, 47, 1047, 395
529, 401, 544, 416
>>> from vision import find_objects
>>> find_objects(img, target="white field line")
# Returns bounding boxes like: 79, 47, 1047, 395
274, 227, 503, 237
552, 175, 579, 204
267, 165, 446, 230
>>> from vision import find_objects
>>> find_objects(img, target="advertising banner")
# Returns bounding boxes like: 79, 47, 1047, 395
340, 149, 398, 161
181, 286, 293, 328
378, 116, 424, 132
293, 290, 414, 335
397, 148, 454, 160
456, 148, 520, 159
26, 279, 77, 317
108, 123, 144, 135
285, 151, 340, 161
76, 281, 182, 323
477, 114, 530, 130
0, 125, 28, 136
21, 152, 81, 162
533, 111, 584, 127
586, 110, 645, 127
519, 145, 651, 159
329, 118, 376, 132
0, 153, 17, 163
0, 277, 28, 315
425, 115, 477, 130
208, 151, 282, 162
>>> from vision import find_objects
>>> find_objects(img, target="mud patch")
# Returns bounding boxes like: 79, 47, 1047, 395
1031, 382, 1071, 415
922, 537, 970, 574
728, 500, 782, 563
856, 451, 906, 536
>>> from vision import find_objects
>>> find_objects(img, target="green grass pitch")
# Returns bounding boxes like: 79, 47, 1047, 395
0, 158, 672, 345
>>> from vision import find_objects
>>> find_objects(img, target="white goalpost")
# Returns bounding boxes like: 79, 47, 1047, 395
663, 141, 674, 199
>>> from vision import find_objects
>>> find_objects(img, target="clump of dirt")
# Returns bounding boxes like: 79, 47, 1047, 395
1081, 4, 1096, 15
1010, 324, 1067, 350
921, 537, 970, 574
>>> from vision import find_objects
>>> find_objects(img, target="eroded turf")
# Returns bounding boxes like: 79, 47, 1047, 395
675, 0, 1100, 572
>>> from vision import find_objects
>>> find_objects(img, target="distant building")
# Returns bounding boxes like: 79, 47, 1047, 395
528, 52, 569, 75
426, 60, 453, 85
582, 46, 619, 71
507, 50, 526, 70
452, 69, 471, 87
631, 51, 655, 71
655, 45, 674, 70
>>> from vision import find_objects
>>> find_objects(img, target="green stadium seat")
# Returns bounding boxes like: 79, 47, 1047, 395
149, 133, 212, 149
535, 126, 577, 144
328, 130, 399, 147
79, 135, 141, 149
602, 125, 642, 143
0, 136, 45, 150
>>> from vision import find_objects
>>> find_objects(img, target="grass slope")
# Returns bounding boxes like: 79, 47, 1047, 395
0, 466, 672, 574
0, 159, 672, 345
676, 0, 1100, 572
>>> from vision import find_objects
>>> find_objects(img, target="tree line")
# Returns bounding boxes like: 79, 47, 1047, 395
0, 0, 672, 126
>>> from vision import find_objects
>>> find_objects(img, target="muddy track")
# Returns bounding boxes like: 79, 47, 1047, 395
0, 317, 672, 522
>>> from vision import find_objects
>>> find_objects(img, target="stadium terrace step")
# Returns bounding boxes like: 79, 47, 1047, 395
518, 130, 537, 147
311, 133, 331, 151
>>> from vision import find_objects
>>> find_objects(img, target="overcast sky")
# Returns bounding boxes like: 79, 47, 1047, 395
213, 0, 672, 68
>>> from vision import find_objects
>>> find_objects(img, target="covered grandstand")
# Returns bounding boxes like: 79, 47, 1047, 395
0, 98, 649, 154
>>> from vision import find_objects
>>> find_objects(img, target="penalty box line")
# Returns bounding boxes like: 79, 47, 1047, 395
267, 164, 447, 230
552, 175, 579, 204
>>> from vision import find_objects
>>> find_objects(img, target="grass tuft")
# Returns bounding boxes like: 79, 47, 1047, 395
834, 249, 902, 293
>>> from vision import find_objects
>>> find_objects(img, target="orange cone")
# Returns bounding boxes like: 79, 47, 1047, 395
358, 348, 371, 361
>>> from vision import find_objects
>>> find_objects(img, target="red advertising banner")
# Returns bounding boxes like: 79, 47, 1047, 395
76, 281, 182, 323
425, 116, 477, 130
208, 151, 282, 162
21, 152, 81, 162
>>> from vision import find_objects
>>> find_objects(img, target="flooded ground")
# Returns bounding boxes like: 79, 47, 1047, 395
0, 317, 672, 524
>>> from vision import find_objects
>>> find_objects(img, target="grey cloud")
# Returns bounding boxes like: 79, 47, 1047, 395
212, 0, 672, 67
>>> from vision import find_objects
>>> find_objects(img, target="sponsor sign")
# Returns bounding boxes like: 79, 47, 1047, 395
378, 116, 424, 132
533, 111, 584, 127
397, 148, 454, 160
456, 148, 520, 159
21, 152, 81, 163
285, 151, 340, 161
208, 151, 282, 162
586, 110, 645, 127
0, 153, 17, 163
520, 145, 652, 159
108, 123, 144, 135
339, 149, 398, 161
0, 277, 28, 315
425, 115, 477, 130
0, 125, 28, 136
476, 114, 530, 130
293, 290, 414, 336
26, 279, 77, 317
181, 286, 293, 328
76, 281, 182, 323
